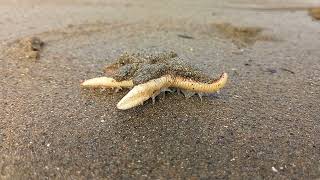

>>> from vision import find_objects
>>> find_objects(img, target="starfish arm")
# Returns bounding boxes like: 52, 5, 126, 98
116, 73, 228, 110
172, 72, 228, 93
117, 75, 173, 110
81, 77, 133, 89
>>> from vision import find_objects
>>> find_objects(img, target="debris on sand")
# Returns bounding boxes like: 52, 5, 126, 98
309, 8, 320, 20
265, 68, 277, 74
177, 34, 194, 39
272, 166, 279, 173
5, 36, 44, 60
212, 22, 276, 47
280, 67, 295, 74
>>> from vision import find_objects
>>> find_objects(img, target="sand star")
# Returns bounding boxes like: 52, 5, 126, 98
81, 51, 228, 110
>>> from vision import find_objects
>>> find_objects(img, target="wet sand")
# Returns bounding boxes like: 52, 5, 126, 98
1, 0, 320, 179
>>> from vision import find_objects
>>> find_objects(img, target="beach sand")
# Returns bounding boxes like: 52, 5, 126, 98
1, 0, 320, 179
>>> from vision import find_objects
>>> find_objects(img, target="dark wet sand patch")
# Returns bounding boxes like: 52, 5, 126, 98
224, 3, 320, 11
211, 22, 277, 48
224, 4, 320, 21
309, 7, 320, 20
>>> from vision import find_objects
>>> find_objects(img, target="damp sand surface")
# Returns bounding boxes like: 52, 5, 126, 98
1, 0, 320, 179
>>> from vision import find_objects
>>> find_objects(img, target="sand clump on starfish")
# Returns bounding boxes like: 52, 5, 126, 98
81, 51, 228, 110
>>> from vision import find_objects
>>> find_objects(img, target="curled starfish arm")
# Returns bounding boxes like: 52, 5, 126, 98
81, 77, 133, 89
117, 75, 173, 110
172, 72, 228, 93
116, 73, 228, 110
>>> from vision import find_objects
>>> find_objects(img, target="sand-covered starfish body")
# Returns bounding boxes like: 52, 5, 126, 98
81, 51, 228, 110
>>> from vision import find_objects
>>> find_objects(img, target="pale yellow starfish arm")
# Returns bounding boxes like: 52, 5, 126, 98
81, 77, 133, 88
117, 73, 228, 110
117, 75, 173, 110
172, 72, 228, 93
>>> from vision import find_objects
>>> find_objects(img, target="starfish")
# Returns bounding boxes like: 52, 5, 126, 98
81, 51, 228, 110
